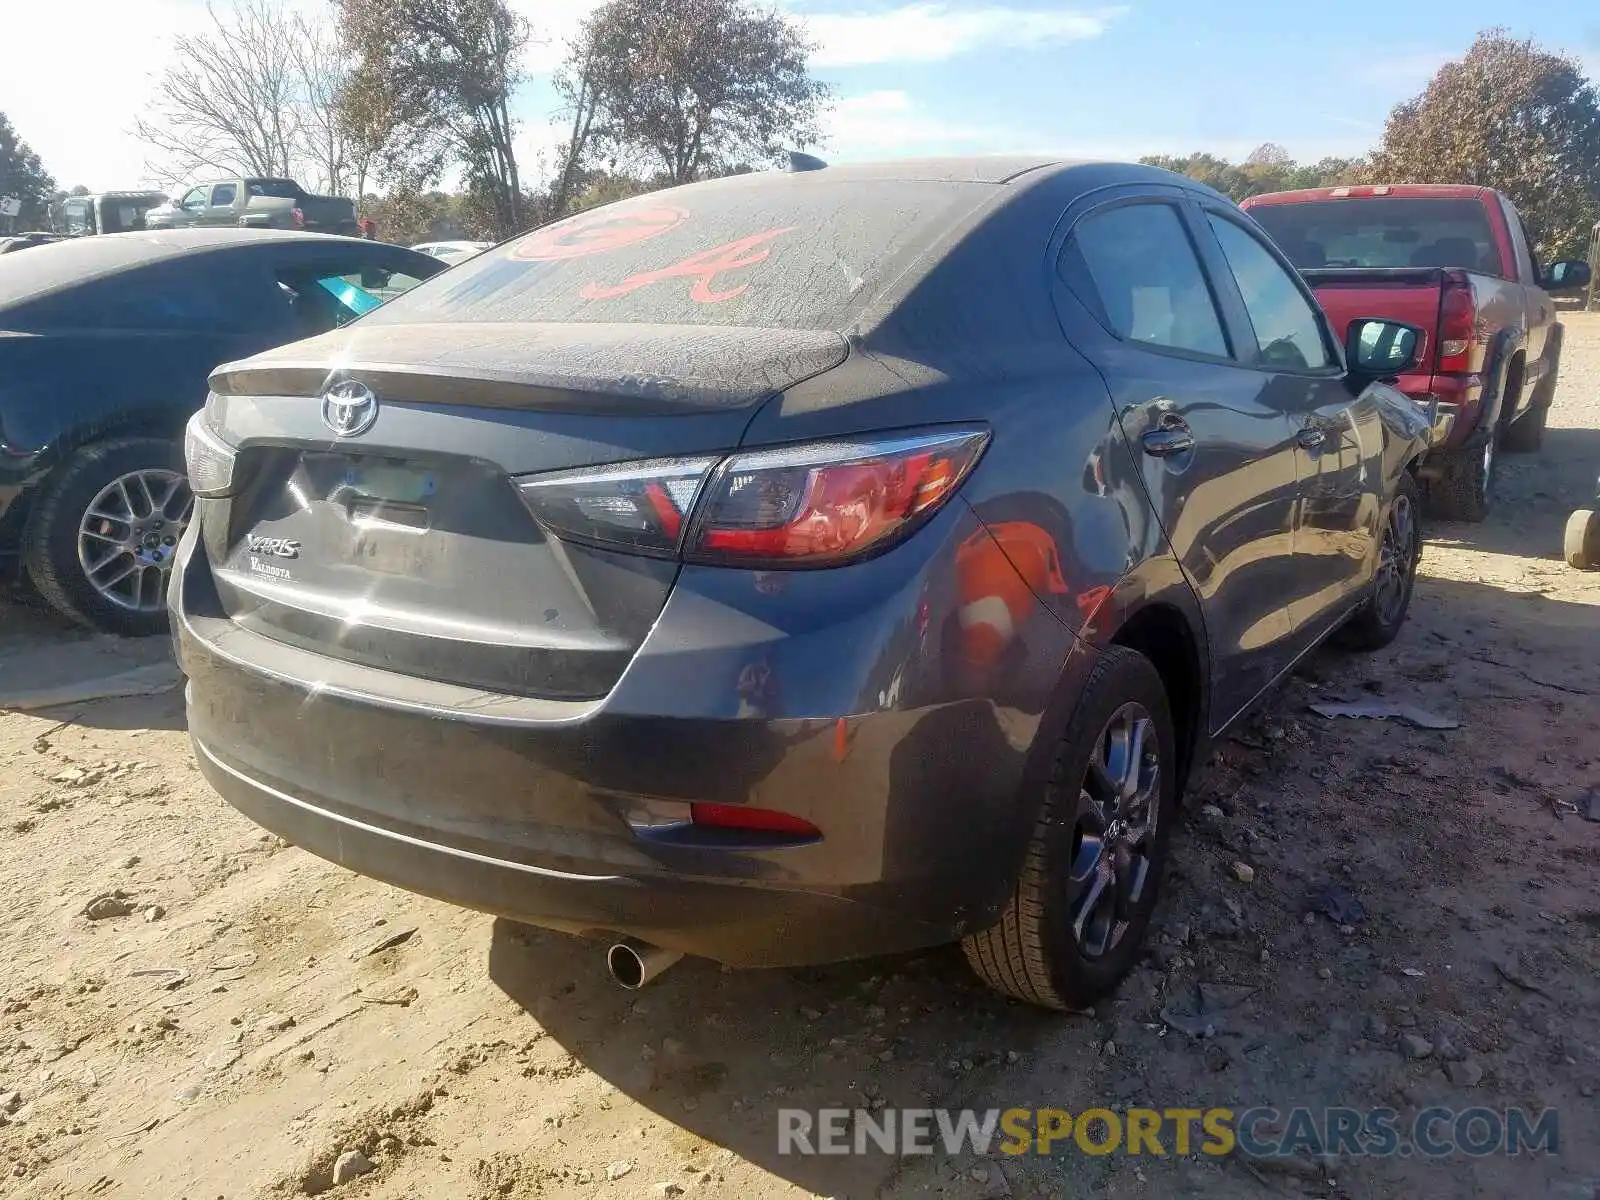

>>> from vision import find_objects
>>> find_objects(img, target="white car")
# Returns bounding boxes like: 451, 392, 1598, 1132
411, 240, 493, 265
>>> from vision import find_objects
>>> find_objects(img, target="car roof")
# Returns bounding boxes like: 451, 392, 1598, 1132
1243, 184, 1497, 208
0, 228, 424, 311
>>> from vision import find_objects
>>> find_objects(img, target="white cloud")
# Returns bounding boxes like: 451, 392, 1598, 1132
803, 4, 1125, 68
821, 90, 1040, 158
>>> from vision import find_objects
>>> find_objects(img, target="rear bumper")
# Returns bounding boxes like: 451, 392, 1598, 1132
190, 731, 920, 966
171, 505, 1085, 967
1394, 372, 1485, 451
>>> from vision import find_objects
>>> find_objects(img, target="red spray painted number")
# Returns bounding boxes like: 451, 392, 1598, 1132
510, 205, 689, 261
580, 227, 796, 304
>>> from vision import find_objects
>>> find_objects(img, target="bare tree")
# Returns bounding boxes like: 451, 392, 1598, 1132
134, 0, 303, 186
289, 13, 353, 195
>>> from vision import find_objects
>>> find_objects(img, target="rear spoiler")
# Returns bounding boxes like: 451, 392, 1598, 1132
1298, 266, 1457, 287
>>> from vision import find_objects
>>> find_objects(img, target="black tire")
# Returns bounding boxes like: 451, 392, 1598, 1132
1566, 509, 1600, 570
1339, 471, 1422, 650
1500, 403, 1546, 453
22, 437, 190, 637
1425, 439, 1496, 522
963, 645, 1177, 1010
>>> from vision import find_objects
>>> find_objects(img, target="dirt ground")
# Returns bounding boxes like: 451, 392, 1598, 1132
3, 316, 1600, 1200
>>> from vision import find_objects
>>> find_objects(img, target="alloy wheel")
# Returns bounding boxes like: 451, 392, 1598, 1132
1373, 492, 1416, 627
1065, 701, 1162, 960
76, 469, 193, 613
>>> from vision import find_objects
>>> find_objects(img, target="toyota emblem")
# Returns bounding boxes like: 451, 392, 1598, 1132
321, 380, 379, 438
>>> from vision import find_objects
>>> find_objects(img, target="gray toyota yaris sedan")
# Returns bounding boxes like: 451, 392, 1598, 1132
172, 157, 1431, 1009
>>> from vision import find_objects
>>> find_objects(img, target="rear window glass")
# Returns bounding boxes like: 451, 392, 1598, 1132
357, 179, 990, 331
247, 180, 299, 199
1249, 198, 1502, 275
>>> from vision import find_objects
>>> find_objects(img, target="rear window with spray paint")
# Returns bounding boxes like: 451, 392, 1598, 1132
357, 179, 993, 332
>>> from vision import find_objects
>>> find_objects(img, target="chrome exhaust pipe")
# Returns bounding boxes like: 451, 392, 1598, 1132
606, 939, 683, 989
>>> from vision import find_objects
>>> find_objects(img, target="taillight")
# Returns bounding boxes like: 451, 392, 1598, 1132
515, 426, 989, 567
516, 455, 716, 556
689, 803, 820, 837
1436, 275, 1476, 373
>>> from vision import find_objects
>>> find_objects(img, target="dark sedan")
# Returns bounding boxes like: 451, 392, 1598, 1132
0, 229, 445, 634
172, 158, 1432, 1008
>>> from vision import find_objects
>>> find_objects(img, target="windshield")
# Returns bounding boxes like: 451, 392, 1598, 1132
358, 179, 989, 332
1249, 197, 1502, 275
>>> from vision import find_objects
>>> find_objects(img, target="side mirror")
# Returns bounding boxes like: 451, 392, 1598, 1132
1543, 260, 1592, 293
1345, 317, 1424, 379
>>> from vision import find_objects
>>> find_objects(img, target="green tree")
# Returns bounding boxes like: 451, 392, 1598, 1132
338, 0, 530, 236
0, 112, 56, 230
1140, 147, 1367, 202
1370, 28, 1600, 261
558, 0, 829, 190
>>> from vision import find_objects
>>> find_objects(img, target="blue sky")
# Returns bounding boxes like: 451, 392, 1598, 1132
3, 0, 1597, 192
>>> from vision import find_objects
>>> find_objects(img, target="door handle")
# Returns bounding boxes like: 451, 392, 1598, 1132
1296, 426, 1327, 450
1141, 421, 1194, 457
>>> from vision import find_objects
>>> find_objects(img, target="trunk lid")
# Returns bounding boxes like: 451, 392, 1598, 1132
203, 322, 847, 699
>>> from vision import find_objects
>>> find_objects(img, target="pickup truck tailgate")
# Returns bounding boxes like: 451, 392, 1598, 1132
1300, 268, 1443, 346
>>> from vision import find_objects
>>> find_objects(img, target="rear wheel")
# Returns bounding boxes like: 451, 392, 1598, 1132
1340, 471, 1422, 650
22, 438, 192, 637
1566, 509, 1600, 570
963, 646, 1177, 1010
1426, 438, 1495, 522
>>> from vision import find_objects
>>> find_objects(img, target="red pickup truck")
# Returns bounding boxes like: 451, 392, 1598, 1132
1241, 185, 1592, 520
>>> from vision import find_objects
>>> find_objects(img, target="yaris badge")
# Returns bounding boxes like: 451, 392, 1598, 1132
321, 380, 378, 437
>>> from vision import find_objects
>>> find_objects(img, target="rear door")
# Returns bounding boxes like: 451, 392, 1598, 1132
1499, 196, 1551, 379
1195, 204, 1382, 644
1056, 190, 1304, 729
206, 182, 240, 227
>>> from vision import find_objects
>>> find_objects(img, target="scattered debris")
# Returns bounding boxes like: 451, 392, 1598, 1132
1230, 862, 1255, 883
331, 1150, 375, 1186
355, 926, 418, 959
605, 1160, 635, 1181
1309, 700, 1460, 730
82, 894, 133, 921
1584, 787, 1600, 823
1445, 1059, 1485, 1088
1400, 1034, 1434, 1060
1494, 953, 1551, 997
1313, 883, 1367, 925
361, 986, 420, 1007
130, 967, 189, 991
1401, 967, 1426, 978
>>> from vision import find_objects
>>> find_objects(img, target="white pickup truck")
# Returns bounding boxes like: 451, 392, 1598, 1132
145, 178, 358, 235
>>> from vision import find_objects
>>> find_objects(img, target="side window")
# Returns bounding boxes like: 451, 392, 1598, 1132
339, 267, 428, 303
180, 187, 208, 212
275, 263, 426, 335
1206, 214, 1335, 372
1500, 198, 1540, 282
1067, 202, 1230, 358
211, 183, 237, 207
